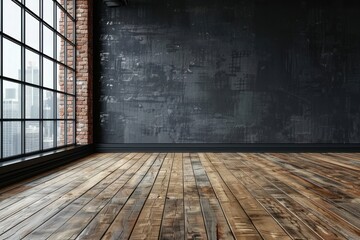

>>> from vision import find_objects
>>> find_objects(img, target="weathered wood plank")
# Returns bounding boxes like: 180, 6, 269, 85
159, 153, 185, 240
231, 153, 346, 239
183, 153, 208, 240
246, 153, 360, 239
0, 153, 124, 214
101, 153, 166, 240
24, 153, 138, 239
129, 153, 174, 240
0, 152, 359, 240
206, 153, 291, 240
0, 153, 142, 239
194, 153, 235, 240
49, 153, 157, 240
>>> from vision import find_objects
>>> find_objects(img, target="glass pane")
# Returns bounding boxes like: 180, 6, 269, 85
3, 121, 21, 158
57, 120, 65, 146
43, 58, 54, 88
26, 0, 39, 15
67, 121, 74, 145
57, 35, 65, 64
3, 39, 22, 80
43, 90, 54, 119
58, 0, 65, 8
0, 38, 2, 75
56, 6, 65, 33
26, 13, 40, 50
3, 0, 21, 41
26, 86, 40, 118
43, 0, 54, 27
66, 0, 74, 17
57, 64, 65, 91
66, 44, 74, 68
25, 121, 40, 153
67, 96, 74, 119
57, 93, 65, 119
0, 126, 2, 159
3, 80, 21, 119
43, 26, 54, 58
66, 16, 74, 42
67, 69, 74, 94
0, 78, 2, 115
43, 121, 55, 149
25, 49, 40, 85
0, 1, 2, 32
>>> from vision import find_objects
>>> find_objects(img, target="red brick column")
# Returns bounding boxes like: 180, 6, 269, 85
76, 0, 93, 144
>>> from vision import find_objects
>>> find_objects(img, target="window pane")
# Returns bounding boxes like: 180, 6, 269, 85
43, 90, 54, 119
66, 44, 75, 69
0, 2, 2, 32
26, 121, 40, 153
66, 16, 74, 42
43, 58, 54, 88
43, 0, 54, 27
67, 69, 74, 94
3, 121, 21, 158
57, 93, 65, 119
3, 39, 21, 80
56, 6, 65, 33
25, 0, 39, 15
26, 13, 40, 50
3, 80, 21, 119
67, 121, 74, 144
66, 0, 74, 17
57, 0, 65, 8
43, 26, 54, 58
0, 78, 2, 115
57, 64, 65, 91
43, 121, 55, 149
0, 126, 2, 158
3, 0, 21, 41
25, 49, 40, 85
57, 120, 65, 146
26, 86, 40, 118
57, 35, 65, 64
67, 96, 74, 119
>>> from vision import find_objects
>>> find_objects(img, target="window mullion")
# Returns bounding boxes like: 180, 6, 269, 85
21, 0, 26, 155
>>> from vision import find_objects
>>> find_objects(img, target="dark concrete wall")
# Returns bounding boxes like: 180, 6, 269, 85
95, 0, 360, 144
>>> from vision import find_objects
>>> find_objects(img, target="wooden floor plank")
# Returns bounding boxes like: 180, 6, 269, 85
261, 153, 360, 229
101, 153, 166, 240
218, 153, 324, 240
0, 153, 129, 237
0, 152, 359, 240
232, 153, 346, 240
129, 153, 174, 240
0, 153, 124, 213
183, 153, 208, 240
159, 153, 185, 240
50, 153, 155, 239
205, 153, 290, 240
246, 153, 360, 239
24, 153, 138, 239
194, 153, 235, 240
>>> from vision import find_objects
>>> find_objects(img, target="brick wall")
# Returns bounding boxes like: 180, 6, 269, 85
76, 0, 93, 144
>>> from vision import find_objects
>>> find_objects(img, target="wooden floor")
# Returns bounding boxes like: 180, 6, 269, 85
0, 153, 359, 239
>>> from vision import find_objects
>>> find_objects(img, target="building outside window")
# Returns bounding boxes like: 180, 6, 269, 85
0, 0, 76, 160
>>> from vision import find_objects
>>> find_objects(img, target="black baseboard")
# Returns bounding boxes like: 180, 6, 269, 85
0, 145, 94, 189
95, 143, 360, 152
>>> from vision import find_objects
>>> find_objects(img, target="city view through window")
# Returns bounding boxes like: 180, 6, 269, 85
0, 0, 76, 160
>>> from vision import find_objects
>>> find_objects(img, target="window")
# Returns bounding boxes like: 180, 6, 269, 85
1, 0, 76, 160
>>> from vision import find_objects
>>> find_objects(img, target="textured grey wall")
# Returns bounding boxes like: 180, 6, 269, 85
95, 0, 360, 144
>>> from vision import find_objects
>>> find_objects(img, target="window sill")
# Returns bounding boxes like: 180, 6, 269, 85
0, 145, 94, 188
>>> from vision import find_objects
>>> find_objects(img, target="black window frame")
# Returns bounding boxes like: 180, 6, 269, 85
0, 0, 77, 161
